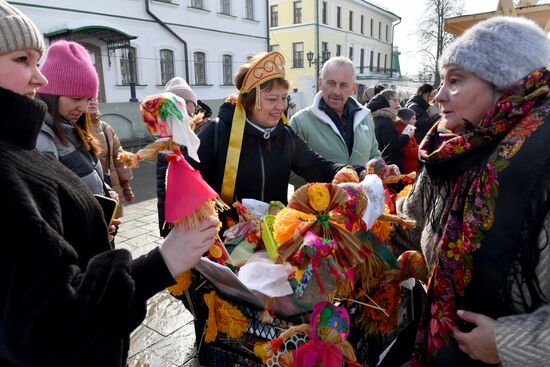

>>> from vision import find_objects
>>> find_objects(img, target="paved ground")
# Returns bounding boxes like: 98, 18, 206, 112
115, 157, 201, 367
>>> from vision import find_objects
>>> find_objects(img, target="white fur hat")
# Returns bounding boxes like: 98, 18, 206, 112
439, 16, 550, 91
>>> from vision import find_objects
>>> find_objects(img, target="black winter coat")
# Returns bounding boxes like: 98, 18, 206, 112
0, 87, 174, 366
367, 94, 409, 171
405, 94, 433, 143
157, 102, 345, 235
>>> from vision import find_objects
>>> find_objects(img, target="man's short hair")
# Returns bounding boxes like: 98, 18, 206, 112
320, 56, 356, 82
417, 83, 434, 96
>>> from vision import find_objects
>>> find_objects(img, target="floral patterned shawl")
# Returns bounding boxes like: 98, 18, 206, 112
412, 69, 550, 366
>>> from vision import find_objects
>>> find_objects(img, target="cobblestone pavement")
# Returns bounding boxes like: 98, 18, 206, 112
117, 198, 201, 367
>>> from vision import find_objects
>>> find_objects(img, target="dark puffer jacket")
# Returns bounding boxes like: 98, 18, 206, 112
157, 102, 346, 236
367, 94, 409, 171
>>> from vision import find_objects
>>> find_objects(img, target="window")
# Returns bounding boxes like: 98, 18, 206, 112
370, 18, 373, 36
120, 47, 138, 85
384, 54, 387, 72
361, 15, 364, 34
269, 44, 279, 52
220, 0, 230, 15
377, 52, 381, 72
349, 11, 353, 31
336, 6, 341, 28
378, 21, 382, 39
386, 24, 390, 42
190, 0, 203, 8
360, 48, 365, 74
336, 44, 342, 56
245, 0, 254, 20
322, 2, 327, 24
370, 50, 374, 71
222, 54, 233, 85
322, 41, 328, 61
292, 42, 303, 68
160, 49, 174, 85
194, 51, 206, 84
348, 46, 353, 61
270, 5, 278, 27
293, 1, 302, 24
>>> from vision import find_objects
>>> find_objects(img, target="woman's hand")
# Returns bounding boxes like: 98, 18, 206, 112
159, 216, 220, 278
452, 310, 501, 364
108, 218, 122, 242
108, 189, 119, 202
123, 188, 134, 203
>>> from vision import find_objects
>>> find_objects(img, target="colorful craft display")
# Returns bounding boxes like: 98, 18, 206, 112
261, 301, 360, 367
274, 183, 380, 273
289, 232, 345, 308
118, 93, 230, 300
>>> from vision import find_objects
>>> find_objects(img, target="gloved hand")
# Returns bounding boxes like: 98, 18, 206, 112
402, 124, 416, 137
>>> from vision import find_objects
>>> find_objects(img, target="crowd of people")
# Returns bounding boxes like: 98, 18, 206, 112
1, 0, 550, 365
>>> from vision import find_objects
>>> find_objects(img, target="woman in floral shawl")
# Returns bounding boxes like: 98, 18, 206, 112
397, 17, 550, 366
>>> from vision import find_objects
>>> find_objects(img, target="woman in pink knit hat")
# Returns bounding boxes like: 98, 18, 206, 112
35, 40, 106, 195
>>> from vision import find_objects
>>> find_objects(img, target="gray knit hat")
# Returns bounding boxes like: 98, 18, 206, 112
439, 16, 550, 91
397, 108, 416, 122
0, 0, 44, 56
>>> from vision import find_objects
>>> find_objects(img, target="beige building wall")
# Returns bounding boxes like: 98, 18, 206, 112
270, 0, 400, 105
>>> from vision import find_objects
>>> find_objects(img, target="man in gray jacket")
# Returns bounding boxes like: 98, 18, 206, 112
289, 56, 380, 187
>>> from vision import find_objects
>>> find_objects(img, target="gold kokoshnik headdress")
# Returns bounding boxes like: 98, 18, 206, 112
221, 51, 287, 205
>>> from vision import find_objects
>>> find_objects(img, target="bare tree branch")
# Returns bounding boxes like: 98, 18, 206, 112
418, 0, 464, 85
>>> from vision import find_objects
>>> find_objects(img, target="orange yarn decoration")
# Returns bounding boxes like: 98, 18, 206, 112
273, 207, 315, 245
167, 270, 192, 296
203, 291, 249, 343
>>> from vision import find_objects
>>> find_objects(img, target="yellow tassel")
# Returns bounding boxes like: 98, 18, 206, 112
173, 198, 229, 230
254, 342, 268, 364
167, 270, 192, 296
204, 291, 218, 343
260, 297, 275, 324
203, 291, 249, 343
255, 85, 261, 110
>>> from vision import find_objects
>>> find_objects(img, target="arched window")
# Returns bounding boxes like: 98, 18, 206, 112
120, 46, 138, 85
222, 54, 233, 85
194, 51, 206, 85
160, 49, 174, 85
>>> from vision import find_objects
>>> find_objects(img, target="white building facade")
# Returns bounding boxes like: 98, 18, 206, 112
13, 1, 266, 102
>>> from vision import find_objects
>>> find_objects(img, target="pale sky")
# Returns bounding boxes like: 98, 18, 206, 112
376, 0, 501, 76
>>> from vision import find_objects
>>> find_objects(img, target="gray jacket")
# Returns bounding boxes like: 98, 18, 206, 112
36, 115, 105, 195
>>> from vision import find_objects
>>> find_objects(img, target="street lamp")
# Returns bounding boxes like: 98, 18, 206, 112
307, 49, 331, 92
306, 49, 331, 68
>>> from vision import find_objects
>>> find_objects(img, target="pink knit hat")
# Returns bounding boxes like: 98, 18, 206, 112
39, 40, 99, 98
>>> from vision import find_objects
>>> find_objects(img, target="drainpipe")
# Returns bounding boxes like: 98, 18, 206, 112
315, 0, 320, 91
266, 0, 270, 51
145, 0, 189, 81
389, 17, 401, 79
